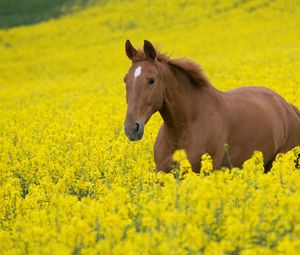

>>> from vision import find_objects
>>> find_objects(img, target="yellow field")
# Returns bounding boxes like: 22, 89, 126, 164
1, 0, 300, 254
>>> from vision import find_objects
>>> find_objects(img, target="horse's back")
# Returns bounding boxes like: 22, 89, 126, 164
224, 86, 300, 166
231, 86, 300, 143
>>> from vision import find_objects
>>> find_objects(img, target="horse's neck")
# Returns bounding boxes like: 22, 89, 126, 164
159, 62, 222, 138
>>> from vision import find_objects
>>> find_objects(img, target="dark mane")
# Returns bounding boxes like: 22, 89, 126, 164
133, 48, 210, 88
168, 58, 210, 87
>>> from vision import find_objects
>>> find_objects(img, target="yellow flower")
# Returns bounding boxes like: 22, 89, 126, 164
200, 153, 213, 175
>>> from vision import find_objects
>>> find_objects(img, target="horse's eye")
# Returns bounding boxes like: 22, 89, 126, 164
148, 78, 155, 85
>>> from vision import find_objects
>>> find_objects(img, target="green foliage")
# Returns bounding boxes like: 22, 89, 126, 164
0, 0, 102, 28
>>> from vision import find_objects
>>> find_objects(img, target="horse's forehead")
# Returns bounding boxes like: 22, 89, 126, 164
134, 66, 142, 78
129, 61, 156, 76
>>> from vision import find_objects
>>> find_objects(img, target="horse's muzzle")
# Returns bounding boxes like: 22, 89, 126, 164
124, 121, 144, 141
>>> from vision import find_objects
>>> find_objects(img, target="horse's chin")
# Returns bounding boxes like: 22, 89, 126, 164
128, 135, 143, 141
127, 132, 144, 141
126, 125, 144, 141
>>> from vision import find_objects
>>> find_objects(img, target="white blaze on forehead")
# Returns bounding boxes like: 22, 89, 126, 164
134, 66, 142, 78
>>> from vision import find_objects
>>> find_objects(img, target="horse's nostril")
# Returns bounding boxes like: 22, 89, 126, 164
124, 121, 144, 141
135, 122, 140, 132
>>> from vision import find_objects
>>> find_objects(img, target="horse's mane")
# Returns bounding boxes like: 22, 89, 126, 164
134, 48, 210, 88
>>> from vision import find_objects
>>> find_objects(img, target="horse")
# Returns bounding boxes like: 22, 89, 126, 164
123, 40, 300, 173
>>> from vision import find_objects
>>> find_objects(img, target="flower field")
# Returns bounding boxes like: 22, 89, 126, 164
0, 0, 300, 254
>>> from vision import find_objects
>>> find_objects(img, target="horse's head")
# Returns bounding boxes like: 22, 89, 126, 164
123, 40, 165, 141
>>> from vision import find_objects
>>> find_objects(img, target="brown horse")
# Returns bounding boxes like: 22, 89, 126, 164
123, 40, 300, 172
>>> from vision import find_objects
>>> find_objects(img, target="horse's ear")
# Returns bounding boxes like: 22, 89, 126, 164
125, 40, 137, 60
143, 40, 156, 60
